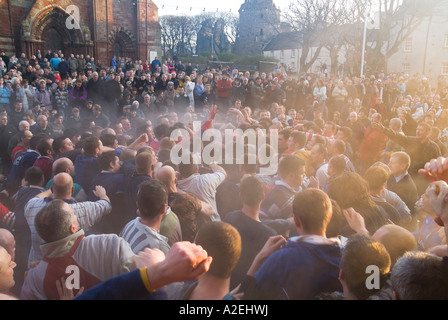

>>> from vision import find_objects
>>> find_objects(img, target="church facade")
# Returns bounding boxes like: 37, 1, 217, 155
0, 0, 161, 65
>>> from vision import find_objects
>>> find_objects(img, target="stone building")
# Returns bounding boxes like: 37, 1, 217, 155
234, 0, 281, 56
0, 0, 161, 66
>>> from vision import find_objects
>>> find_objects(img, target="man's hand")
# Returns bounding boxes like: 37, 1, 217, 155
247, 235, 286, 276
343, 208, 369, 235
144, 242, 213, 290
93, 185, 110, 202
419, 157, 448, 183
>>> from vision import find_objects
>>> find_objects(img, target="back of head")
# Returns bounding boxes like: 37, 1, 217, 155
159, 137, 175, 151
52, 172, 74, 198
0, 229, 15, 259
82, 136, 100, 156
328, 172, 374, 210
98, 151, 118, 171
154, 123, 170, 140
29, 133, 48, 151
120, 148, 136, 162
100, 134, 117, 149
156, 165, 176, 188
52, 157, 72, 175
328, 155, 346, 176
292, 188, 332, 235
391, 251, 448, 300
178, 153, 198, 179
239, 175, 265, 207
37, 138, 53, 157
35, 199, 74, 243
330, 139, 346, 155
135, 151, 154, 175
364, 165, 389, 192
240, 153, 257, 175
25, 166, 45, 186
194, 221, 241, 279
372, 224, 418, 268
340, 234, 391, 300
137, 180, 168, 220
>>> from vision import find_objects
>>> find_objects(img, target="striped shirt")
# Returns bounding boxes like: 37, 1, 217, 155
120, 217, 170, 255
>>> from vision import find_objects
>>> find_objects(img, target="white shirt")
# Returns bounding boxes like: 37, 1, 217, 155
177, 171, 226, 221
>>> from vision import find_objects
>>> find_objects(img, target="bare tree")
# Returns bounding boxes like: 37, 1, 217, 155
160, 15, 196, 57
361, 0, 444, 73
284, 0, 355, 74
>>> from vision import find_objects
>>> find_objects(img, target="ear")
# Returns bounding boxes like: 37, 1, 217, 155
160, 203, 168, 216
293, 215, 302, 230
338, 269, 345, 282
70, 222, 78, 234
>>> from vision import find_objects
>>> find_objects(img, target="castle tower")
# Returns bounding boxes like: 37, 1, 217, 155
235, 0, 281, 56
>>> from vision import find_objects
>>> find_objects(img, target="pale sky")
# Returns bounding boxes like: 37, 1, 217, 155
155, 0, 291, 16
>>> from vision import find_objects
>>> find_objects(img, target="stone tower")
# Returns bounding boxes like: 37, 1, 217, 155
235, 0, 281, 56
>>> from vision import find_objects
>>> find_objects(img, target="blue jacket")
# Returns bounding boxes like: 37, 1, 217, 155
74, 154, 100, 192
0, 85, 11, 104
252, 236, 343, 300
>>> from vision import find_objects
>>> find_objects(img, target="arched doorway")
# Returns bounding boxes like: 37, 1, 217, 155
45, 27, 64, 53
21, 5, 91, 58
109, 30, 137, 60
114, 42, 123, 58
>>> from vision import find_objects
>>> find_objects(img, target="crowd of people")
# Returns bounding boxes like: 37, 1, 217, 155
0, 48, 448, 301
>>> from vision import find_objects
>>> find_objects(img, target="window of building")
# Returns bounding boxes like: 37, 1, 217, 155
291, 49, 296, 58
442, 63, 448, 75
404, 38, 412, 52
280, 50, 284, 58
402, 63, 410, 74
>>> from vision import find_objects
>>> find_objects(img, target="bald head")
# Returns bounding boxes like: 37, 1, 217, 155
0, 229, 15, 261
51, 172, 74, 198
372, 224, 418, 268
157, 165, 177, 189
52, 157, 74, 176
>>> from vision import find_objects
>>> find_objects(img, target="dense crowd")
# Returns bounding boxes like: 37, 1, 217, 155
0, 48, 448, 301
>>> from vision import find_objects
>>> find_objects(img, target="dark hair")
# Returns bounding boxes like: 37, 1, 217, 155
82, 136, 100, 156
37, 138, 53, 156
97, 151, 118, 171
100, 133, 118, 148
137, 180, 168, 219
52, 136, 69, 155
30, 133, 48, 150
154, 123, 170, 139
25, 166, 45, 186
178, 153, 198, 179
239, 176, 265, 206
340, 234, 391, 300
